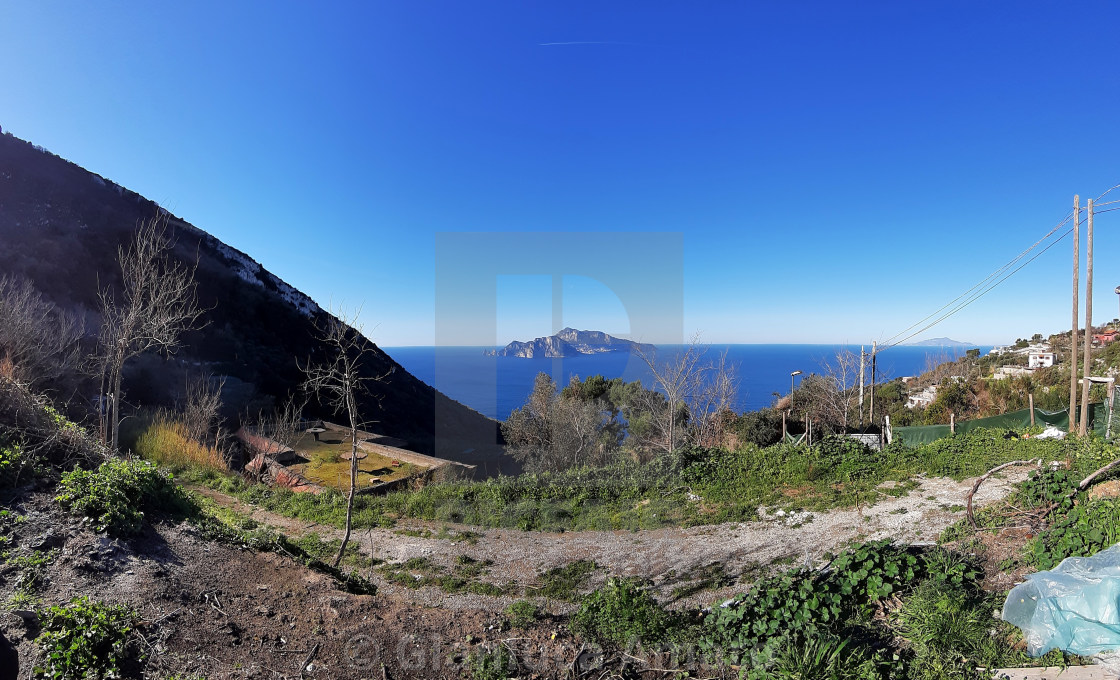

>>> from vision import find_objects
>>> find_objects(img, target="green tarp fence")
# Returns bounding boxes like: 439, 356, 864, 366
892, 402, 1112, 447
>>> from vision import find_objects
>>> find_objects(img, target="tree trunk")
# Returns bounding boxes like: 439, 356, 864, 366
334, 403, 359, 568
111, 357, 124, 452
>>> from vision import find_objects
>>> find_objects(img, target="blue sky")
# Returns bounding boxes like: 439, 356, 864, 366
2, 2, 1119, 346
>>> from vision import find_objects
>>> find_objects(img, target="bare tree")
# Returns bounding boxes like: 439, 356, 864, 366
690, 349, 741, 448
636, 337, 741, 454
301, 310, 391, 568
816, 348, 863, 432
180, 373, 226, 448
248, 396, 307, 457
97, 214, 203, 452
0, 275, 84, 392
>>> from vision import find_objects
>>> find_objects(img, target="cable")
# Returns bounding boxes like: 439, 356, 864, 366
882, 224, 1074, 349
879, 211, 1074, 347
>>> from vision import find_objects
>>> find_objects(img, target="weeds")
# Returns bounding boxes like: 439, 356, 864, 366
56, 459, 195, 535
34, 596, 142, 680
571, 576, 681, 648
532, 559, 597, 601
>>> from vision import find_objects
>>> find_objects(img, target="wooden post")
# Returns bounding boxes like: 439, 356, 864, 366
858, 346, 866, 428
1029, 393, 1035, 427
1080, 198, 1095, 437
1070, 195, 1080, 434
884, 414, 892, 446
870, 341, 877, 425
950, 412, 955, 434
782, 410, 787, 441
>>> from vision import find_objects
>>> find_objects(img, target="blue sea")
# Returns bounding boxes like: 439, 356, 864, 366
384, 345, 990, 421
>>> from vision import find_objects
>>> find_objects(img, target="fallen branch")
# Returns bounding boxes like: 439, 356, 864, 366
967, 459, 1040, 529
1079, 457, 1120, 491
299, 642, 320, 677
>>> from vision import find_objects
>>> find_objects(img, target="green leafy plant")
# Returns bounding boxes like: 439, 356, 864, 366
505, 600, 542, 628
571, 577, 678, 647
55, 459, 194, 535
828, 540, 921, 603
468, 644, 515, 680
34, 596, 141, 679
1027, 497, 1120, 569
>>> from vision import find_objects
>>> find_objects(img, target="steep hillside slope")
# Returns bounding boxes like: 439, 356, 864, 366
0, 132, 502, 467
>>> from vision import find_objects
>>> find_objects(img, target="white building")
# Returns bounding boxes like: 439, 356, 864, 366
1028, 352, 1055, 369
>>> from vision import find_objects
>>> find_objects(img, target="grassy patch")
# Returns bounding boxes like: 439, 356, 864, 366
289, 431, 421, 491
377, 555, 507, 596
56, 459, 196, 535
531, 559, 598, 601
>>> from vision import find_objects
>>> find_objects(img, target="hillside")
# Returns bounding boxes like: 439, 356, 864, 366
0, 132, 503, 469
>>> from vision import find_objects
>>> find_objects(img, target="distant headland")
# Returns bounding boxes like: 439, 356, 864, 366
487, 328, 655, 358
908, 337, 975, 347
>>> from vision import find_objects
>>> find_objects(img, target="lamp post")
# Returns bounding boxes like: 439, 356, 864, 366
1115, 285, 1120, 325
790, 370, 802, 396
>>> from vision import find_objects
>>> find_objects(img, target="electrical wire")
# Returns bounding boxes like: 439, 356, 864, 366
881, 224, 1075, 350
879, 211, 1074, 348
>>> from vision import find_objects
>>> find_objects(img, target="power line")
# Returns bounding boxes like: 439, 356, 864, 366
882, 222, 1075, 350
879, 211, 1074, 348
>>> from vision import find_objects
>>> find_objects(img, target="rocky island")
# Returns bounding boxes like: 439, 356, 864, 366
487, 327, 655, 358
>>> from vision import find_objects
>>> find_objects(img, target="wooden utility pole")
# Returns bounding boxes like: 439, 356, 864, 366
1029, 393, 1035, 427
1070, 195, 1080, 434
869, 341, 878, 426
858, 346, 866, 428
1080, 198, 1095, 436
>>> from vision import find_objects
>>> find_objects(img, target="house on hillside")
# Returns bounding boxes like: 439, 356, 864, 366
1028, 351, 1055, 369
1093, 330, 1119, 346
993, 366, 1032, 379
907, 385, 938, 409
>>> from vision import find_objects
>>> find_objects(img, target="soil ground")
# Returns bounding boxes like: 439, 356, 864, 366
1, 469, 1028, 679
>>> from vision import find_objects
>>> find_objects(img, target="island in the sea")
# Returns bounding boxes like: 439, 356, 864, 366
486, 328, 655, 358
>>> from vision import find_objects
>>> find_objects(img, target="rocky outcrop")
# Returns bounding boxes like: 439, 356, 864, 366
487, 328, 654, 358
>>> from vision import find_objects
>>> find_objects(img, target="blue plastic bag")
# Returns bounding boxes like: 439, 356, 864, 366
1003, 544, 1120, 656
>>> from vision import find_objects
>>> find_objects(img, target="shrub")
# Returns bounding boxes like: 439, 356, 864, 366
571, 577, 677, 647
56, 459, 195, 535
34, 596, 141, 679
135, 417, 228, 473
468, 644, 515, 680
505, 600, 542, 628
1027, 497, 1120, 569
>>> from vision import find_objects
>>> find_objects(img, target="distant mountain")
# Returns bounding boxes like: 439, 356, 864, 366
909, 337, 975, 347
0, 132, 503, 469
487, 328, 654, 358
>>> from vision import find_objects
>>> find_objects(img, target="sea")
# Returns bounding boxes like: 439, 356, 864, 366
384, 344, 992, 421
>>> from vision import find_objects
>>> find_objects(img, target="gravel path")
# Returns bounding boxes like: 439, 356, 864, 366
194, 469, 1027, 611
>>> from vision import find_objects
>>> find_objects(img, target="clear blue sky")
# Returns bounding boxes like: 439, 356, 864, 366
3, 2, 1119, 347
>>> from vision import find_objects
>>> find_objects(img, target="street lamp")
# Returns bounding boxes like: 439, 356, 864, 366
1114, 285, 1120, 325
790, 370, 803, 396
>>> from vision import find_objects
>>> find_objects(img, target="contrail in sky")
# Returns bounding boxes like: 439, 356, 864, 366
538, 41, 634, 46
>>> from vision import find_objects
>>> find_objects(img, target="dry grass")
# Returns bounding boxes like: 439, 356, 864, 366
135, 418, 229, 473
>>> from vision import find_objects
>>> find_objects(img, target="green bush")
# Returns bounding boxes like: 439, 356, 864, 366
1027, 497, 1120, 569
34, 596, 141, 679
468, 645, 514, 680
571, 577, 678, 647
0, 440, 37, 487
55, 459, 195, 535
505, 600, 542, 628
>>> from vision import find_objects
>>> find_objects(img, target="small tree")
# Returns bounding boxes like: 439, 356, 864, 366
636, 337, 740, 455
503, 373, 609, 472
301, 310, 390, 568
0, 275, 84, 392
97, 215, 202, 451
